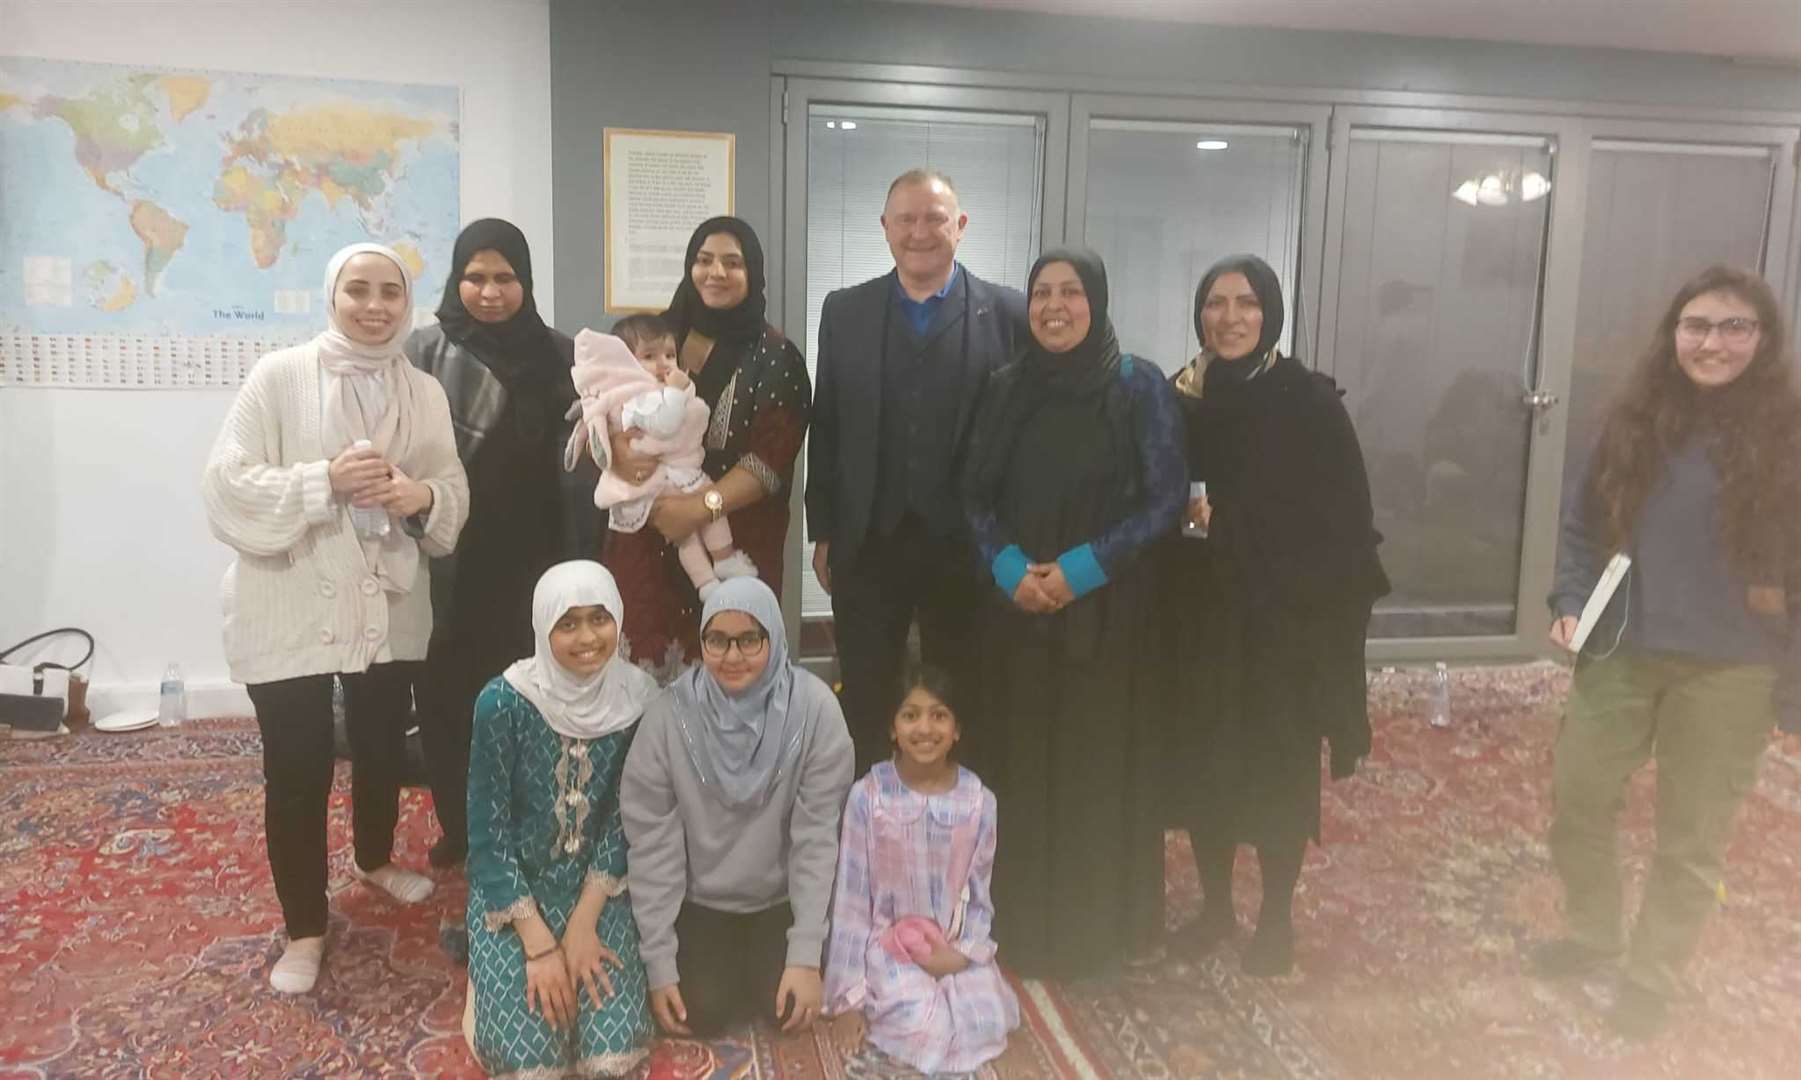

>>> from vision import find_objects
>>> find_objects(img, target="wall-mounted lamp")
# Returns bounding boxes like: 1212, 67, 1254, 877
1452, 169, 1551, 207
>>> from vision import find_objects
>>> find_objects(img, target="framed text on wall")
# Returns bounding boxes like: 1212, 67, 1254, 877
603, 127, 735, 313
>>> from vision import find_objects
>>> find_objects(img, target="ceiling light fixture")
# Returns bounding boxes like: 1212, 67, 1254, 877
1196, 139, 1229, 151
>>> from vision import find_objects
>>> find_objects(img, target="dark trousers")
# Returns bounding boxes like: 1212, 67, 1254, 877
831, 515, 984, 775
674, 901, 794, 1036
247, 661, 418, 940
414, 634, 513, 851
1189, 829, 1307, 931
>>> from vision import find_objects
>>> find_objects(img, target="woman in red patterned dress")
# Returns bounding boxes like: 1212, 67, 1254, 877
602, 217, 810, 680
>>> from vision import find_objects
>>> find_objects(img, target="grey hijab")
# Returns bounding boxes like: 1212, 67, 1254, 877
669, 578, 808, 809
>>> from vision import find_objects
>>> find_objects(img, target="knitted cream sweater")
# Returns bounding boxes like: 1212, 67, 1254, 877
202, 344, 470, 685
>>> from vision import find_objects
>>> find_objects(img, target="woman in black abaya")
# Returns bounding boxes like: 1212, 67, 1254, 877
407, 219, 600, 866
962, 248, 1186, 979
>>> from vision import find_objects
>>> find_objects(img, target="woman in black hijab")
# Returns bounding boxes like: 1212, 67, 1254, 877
407, 219, 600, 866
601, 217, 811, 679
1162, 254, 1388, 975
961, 248, 1187, 979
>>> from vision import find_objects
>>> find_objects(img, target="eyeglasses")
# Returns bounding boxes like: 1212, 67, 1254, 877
700, 630, 768, 659
1675, 316, 1759, 345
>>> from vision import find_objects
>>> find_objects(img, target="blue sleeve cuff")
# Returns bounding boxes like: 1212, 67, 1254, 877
992, 545, 1029, 597
1058, 543, 1108, 599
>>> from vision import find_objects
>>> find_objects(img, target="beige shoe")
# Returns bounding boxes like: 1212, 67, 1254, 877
270, 936, 324, 993
354, 863, 435, 904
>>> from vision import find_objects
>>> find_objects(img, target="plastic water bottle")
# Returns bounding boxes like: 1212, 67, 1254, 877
158, 664, 187, 728
348, 439, 391, 540
1428, 661, 1452, 729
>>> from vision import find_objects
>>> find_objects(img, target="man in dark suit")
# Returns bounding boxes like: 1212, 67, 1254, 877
805, 168, 1028, 772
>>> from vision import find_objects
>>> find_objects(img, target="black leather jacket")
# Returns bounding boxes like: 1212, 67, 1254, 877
405, 324, 602, 624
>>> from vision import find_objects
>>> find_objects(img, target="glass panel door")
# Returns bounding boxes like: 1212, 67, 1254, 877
1067, 97, 1330, 375
779, 80, 1067, 650
1564, 139, 1778, 493
1320, 119, 1561, 642
1081, 120, 1306, 372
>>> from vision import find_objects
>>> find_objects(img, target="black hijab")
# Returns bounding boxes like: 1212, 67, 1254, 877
435, 218, 558, 387
662, 216, 769, 349
968, 247, 1138, 552
1022, 247, 1122, 397
1194, 253, 1286, 390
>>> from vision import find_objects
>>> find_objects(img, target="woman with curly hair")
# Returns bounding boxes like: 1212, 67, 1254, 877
1536, 264, 1801, 1038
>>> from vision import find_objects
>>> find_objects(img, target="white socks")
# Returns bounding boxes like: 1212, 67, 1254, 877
355, 863, 435, 904
269, 864, 432, 992
270, 936, 324, 993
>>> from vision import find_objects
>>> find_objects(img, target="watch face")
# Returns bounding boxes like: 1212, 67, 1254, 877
705, 490, 723, 510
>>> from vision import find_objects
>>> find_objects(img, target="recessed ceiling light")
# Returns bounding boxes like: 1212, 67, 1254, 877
840, 121, 858, 130
825, 121, 837, 129
1196, 139, 1229, 151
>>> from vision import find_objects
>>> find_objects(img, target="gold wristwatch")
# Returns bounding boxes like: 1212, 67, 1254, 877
703, 489, 724, 522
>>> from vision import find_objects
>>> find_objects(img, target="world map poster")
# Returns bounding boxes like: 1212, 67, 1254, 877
0, 57, 459, 338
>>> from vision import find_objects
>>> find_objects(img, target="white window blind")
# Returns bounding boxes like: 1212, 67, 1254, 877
1083, 120, 1306, 373
1564, 141, 1774, 497
800, 105, 1047, 619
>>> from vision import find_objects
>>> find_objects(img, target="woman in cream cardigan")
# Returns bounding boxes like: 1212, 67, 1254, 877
203, 242, 470, 993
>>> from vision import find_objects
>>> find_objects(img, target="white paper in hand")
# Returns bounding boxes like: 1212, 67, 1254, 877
1569, 553, 1632, 654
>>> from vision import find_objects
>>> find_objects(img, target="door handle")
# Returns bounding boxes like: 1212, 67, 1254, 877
1523, 388, 1560, 434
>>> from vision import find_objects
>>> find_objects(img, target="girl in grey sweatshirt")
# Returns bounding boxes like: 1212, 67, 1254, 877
621, 579, 854, 1037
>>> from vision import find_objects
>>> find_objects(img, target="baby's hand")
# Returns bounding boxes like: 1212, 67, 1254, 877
663, 367, 692, 390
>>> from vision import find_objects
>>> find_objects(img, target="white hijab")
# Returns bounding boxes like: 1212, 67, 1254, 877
316, 242, 421, 594
503, 561, 658, 740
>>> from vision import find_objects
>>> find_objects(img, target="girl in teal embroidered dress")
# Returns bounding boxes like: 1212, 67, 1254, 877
466, 560, 658, 1077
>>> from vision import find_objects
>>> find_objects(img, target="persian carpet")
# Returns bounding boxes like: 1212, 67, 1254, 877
2, 663, 1798, 1078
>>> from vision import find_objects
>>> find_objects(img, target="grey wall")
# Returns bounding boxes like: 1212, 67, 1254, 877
550, 0, 1801, 333
549, 0, 776, 332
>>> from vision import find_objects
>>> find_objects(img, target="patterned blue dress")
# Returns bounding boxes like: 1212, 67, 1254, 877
466, 677, 653, 1078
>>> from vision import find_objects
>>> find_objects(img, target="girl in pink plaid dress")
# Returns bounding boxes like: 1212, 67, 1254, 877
825, 665, 1019, 1077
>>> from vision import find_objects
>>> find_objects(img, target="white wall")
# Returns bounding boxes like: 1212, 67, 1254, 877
0, 0, 555, 715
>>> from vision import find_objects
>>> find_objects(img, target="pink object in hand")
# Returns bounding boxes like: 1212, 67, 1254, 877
880, 916, 947, 965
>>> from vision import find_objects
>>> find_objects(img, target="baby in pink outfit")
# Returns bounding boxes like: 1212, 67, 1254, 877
566, 316, 755, 600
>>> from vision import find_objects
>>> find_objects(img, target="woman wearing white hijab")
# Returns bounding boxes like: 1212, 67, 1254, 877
466, 561, 658, 1077
621, 578, 854, 1038
203, 243, 470, 994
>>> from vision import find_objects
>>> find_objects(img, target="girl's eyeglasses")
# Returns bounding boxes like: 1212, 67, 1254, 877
701, 630, 768, 659
1675, 316, 1758, 345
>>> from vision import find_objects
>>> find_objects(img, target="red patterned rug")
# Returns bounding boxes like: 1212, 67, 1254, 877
3, 663, 1798, 1079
